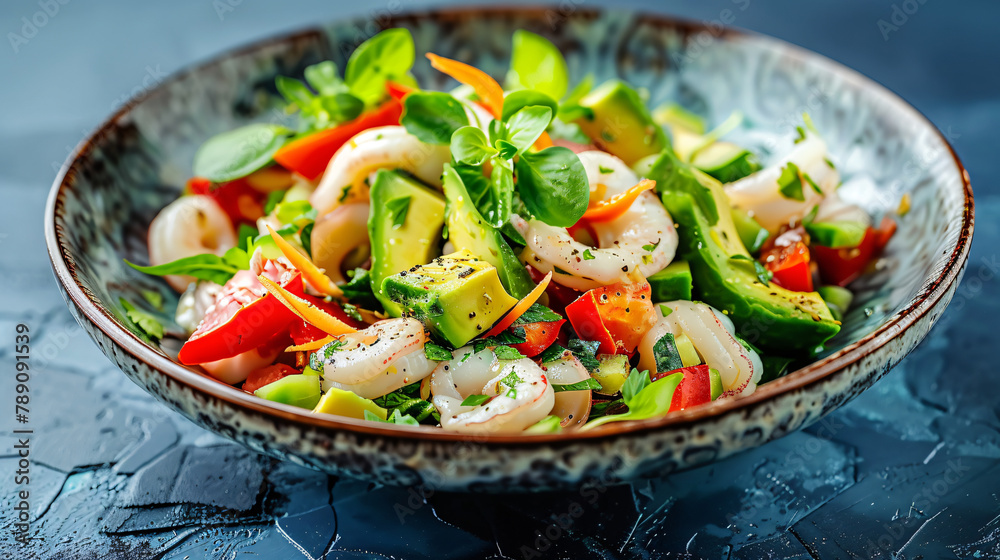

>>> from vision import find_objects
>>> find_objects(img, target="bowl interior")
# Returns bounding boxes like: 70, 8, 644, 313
48, 8, 969, 437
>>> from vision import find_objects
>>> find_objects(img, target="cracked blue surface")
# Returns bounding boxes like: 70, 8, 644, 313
1, 1, 997, 558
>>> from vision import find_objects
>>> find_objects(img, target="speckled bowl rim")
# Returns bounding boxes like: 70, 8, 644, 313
44, 7, 974, 447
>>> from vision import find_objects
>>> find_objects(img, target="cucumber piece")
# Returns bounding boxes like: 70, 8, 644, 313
817, 285, 853, 322
694, 143, 760, 184
674, 333, 701, 367
591, 354, 630, 395
254, 374, 321, 409
805, 221, 867, 249
709, 368, 723, 400
731, 208, 770, 254
647, 261, 693, 302
524, 415, 563, 434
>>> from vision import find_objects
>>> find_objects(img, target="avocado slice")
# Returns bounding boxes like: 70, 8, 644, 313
368, 169, 447, 316
313, 387, 387, 420
382, 250, 519, 347
254, 374, 321, 410
647, 150, 840, 353
441, 165, 534, 299
574, 80, 668, 166
647, 261, 693, 302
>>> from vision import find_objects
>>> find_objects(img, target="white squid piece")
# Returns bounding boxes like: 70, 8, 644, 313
724, 133, 840, 232
430, 347, 555, 435
175, 281, 223, 335
147, 195, 237, 291
516, 151, 678, 291
638, 301, 763, 398
320, 318, 436, 399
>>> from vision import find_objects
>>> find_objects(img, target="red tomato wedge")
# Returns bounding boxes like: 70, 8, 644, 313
581, 179, 656, 223
565, 280, 657, 355
243, 364, 301, 394
272, 99, 403, 181
178, 262, 304, 365
812, 217, 895, 287
652, 365, 713, 411
762, 227, 813, 293
510, 320, 565, 357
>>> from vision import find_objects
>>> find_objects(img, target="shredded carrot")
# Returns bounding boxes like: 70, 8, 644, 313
581, 179, 656, 223
286, 336, 337, 352
258, 275, 357, 337
483, 271, 552, 338
267, 225, 343, 298
426, 53, 504, 119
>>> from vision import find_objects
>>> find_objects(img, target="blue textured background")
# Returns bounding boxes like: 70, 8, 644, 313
1, 1, 997, 558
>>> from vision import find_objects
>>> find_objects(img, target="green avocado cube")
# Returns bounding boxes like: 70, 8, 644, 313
383, 250, 519, 347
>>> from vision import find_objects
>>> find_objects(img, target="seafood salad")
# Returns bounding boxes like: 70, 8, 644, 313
125, 28, 900, 434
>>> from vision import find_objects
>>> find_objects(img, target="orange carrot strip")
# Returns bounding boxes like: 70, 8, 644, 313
286, 336, 337, 352
258, 275, 357, 336
483, 272, 552, 338
426, 53, 504, 119
267, 225, 343, 298
581, 179, 656, 223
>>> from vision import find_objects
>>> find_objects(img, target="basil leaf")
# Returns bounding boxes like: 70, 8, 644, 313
552, 379, 603, 392
386, 196, 411, 229
502, 90, 558, 122
276, 76, 314, 108
314, 92, 365, 124
222, 246, 251, 270
125, 254, 240, 286
345, 28, 415, 106
506, 30, 568, 100
493, 345, 526, 360
581, 371, 683, 430
193, 123, 290, 183
652, 333, 684, 374
504, 105, 552, 154
777, 162, 806, 201
621, 368, 651, 404
401, 92, 470, 144
304, 61, 343, 95
120, 298, 164, 340
237, 224, 259, 251
514, 147, 589, 227
495, 140, 518, 160
461, 394, 491, 406
512, 303, 563, 325
424, 342, 453, 361
451, 126, 496, 166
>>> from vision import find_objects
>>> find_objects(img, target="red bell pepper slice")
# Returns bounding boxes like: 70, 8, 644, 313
509, 320, 565, 358
186, 176, 266, 227
386, 80, 415, 101
527, 265, 581, 316
178, 262, 304, 365
243, 364, 301, 394
288, 294, 367, 345
565, 280, 657, 355
652, 364, 713, 411
272, 98, 403, 181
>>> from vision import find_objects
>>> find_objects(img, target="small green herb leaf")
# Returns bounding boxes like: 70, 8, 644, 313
401, 92, 470, 144
514, 146, 589, 227
120, 298, 164, 340
451, 126, 497, 166
493, 345, 527, 360
582, 248, 595, 261
386, 196, 411, 229
125, 254, 241, 286
345, 28, 415, 107
552, 378, 603, 392
504, 105, 553, 154
193, 123, 291, 183
777, 162, 806, 202
461, 394, 491, 407
506, 30, 569, 100
730, 254, 773, 286
502, 90, 558, 122
512, 303, 563, 325
424, 343, 454, 361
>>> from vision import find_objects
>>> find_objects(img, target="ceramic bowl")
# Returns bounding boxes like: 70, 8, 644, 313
45, 7, 973, 491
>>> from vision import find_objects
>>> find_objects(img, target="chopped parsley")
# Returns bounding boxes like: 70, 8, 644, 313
598, 165, 614, 174
493, 345, 527, 360
582, 248, 596, 261
424, 342, 453, 361
552, 379, 603, 392
120, 298, 163, 340
461, 394, 491, 406
386, 195, 411, 229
